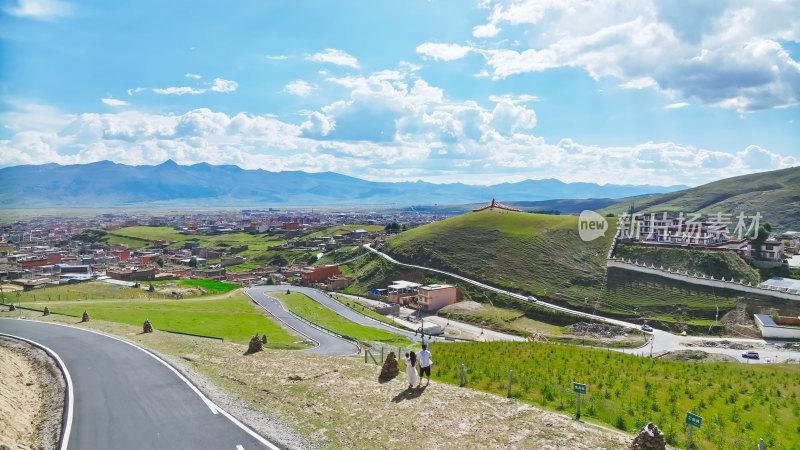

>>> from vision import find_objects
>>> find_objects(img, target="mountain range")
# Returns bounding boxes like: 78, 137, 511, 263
0, 160, 686, 208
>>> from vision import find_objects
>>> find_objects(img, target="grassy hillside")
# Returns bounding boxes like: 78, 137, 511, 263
387, 209, 613, 295
381, 209, 794, 330
602, 166, 800, 231
434, 341, 800, 449
614, 244, 760, 285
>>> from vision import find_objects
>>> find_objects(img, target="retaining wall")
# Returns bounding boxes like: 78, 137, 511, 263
606, 259, 800, 302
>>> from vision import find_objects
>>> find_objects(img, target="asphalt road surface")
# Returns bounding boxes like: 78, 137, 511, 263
246, 287, 360, 356
0, 318, 278, 450
248, 286, 453, 350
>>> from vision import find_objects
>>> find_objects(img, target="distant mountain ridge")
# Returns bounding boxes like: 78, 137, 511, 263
0, 160, 687, 208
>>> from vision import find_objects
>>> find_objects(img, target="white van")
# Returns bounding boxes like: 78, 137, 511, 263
417, 322, 444, 335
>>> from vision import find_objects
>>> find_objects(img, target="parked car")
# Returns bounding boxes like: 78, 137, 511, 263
641, 324, 653, 332
742, 351, 760, 359
527, 296, 537, 303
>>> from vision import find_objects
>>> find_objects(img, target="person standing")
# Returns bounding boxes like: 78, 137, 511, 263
404, 351, 418, 389
417, 344, 432, 388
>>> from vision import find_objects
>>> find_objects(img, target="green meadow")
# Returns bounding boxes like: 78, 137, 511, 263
271, 291, 412, 347
432, 341, 800, 449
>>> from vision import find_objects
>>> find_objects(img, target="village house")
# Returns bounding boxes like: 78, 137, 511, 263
299, 264, 341, 286
387, 280, 421, 305
416, 284, 458, 312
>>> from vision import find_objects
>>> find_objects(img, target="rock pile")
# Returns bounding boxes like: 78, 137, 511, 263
247, 334, 263, 353
571, 322, 625, 338
43, 306, 50, 316
8, 304, 15, 311
143, 319, 153, 333
379, 351, 399, 380
81, 311, 90, 322
261, 334, 268, 344
631, 422, 666, 450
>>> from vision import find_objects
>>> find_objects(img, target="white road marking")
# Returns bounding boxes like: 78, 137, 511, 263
236, 445, 245, 450
0, 332, 74, 450
1, 319, 282, 449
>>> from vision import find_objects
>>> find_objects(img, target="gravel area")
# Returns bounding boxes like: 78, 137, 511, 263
0, 336, 65, 450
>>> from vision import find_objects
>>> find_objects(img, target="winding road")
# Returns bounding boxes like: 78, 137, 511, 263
0, 318, 278, 450
247, 286, 454, 355
245, 287, 360, 356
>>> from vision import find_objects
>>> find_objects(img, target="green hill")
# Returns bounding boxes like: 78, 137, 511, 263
386, 209, 613, 295
602, 166, 800, 231
382, 209, 797, 330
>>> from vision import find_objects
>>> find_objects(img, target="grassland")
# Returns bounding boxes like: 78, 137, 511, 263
8, 284, 304, 347
432, 341, 800, 449
271, 292, 412, 347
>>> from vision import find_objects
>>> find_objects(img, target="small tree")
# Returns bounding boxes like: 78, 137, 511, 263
189, 257, 198, 268
156, 257, 165, 268
771, 311, 780, 323
266, 276, 275, 285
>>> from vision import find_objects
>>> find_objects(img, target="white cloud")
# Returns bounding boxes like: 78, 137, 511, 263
664, 102, 690, 109
152, 86, 206, 95
265, 55, 288, 60
416, 43, 474, 61
1, 66, 796, 186
285, 80, 317, 97
3, 0, 72, 20
127, 87, 146, 96
463, 0, 800, 111
620, 77, 659, 90
150, 78, 237, 95
209, 78, 238, 93
101, 98, 129, 107
473, 23, 501, 38
306, 49, 360, 68
185, 73, 201, 79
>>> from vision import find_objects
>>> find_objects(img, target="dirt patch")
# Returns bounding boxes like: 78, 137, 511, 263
720, 303, 761, 339
570, 322, 630, 338
684, 340, 751, 350
0, 336, 65, 450
32, 315, 639, 449
439, 300, 484, 315
661, 350, 738, 363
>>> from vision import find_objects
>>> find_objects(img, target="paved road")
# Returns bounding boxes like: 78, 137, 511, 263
249, 286, 454, 349
246, 287, 360, 356
364, 245, 800, 364
0, 318, 277, 450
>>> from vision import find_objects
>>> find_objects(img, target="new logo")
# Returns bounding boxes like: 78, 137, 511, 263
579, 210, 608, 242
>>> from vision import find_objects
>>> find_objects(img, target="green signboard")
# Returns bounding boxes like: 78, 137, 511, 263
686, 412, 702, 428
573, 382, 586, 394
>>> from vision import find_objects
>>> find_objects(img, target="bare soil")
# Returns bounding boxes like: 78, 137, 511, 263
0, 336, 64, 450
23, 315, 638, 449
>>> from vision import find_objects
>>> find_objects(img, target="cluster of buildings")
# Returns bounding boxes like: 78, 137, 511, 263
372, 280, 461, 313
0, 208, 448, 293
618, 212, 797, 263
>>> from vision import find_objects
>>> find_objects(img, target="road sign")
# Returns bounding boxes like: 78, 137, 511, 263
686, 412, 702, 428
573, 382, 586, 394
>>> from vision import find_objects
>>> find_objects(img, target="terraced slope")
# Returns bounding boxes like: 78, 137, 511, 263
602, 166, 800, 231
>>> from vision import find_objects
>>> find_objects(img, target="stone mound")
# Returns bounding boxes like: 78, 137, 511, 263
379, 351, 400, 379
631, 422, 666, 450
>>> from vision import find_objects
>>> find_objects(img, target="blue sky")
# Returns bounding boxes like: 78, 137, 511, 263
1, 0, 798, 187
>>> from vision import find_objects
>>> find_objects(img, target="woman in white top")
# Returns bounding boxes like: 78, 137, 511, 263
404, 351, 418, 389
